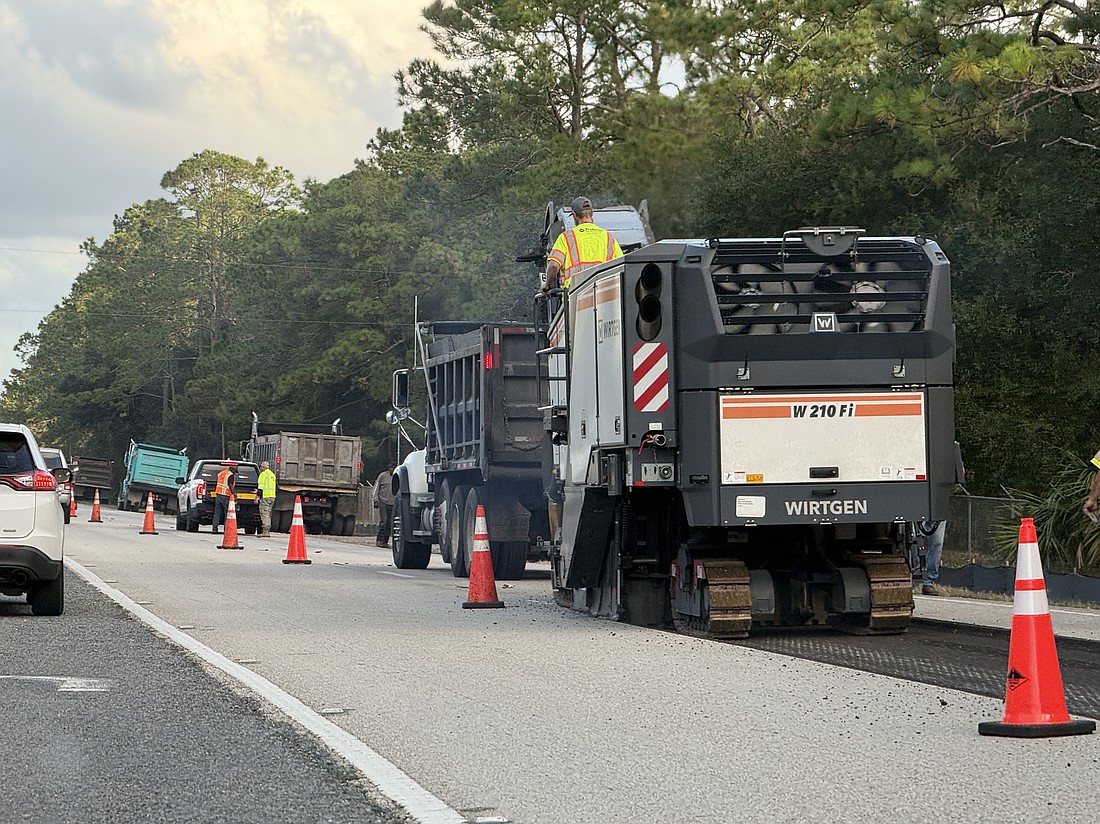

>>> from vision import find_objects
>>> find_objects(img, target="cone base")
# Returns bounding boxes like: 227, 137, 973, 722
282, 559, 312, 565
89, 518, 102, 523
139, 530, 159, 535
462, 600, 504, 609
218, 544, 243, 550
978, 718, 1095, 738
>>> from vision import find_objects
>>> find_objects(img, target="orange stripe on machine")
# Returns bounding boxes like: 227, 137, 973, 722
721, 393, 924, 420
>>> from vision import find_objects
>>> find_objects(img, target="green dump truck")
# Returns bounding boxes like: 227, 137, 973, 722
118, 442, 189, 514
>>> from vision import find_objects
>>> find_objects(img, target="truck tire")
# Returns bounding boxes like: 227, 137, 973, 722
436, 480, 454, 564
175, 510, 185, 530
392, 495, 430, 569
341, 515, 356, 536
494, 541, 528, 581
186, 507, 200, 533
448, 485, 470, 578
461, 486, 488, 575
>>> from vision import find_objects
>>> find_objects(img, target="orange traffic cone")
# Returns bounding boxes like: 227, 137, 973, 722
139, 492, 158, 535
69, 495, 77, 518
462, 504, 504, 609
88, 489, 103, 523
282, 495, 311, 565
217, 497, 243, 549
978, 518, 1095, 737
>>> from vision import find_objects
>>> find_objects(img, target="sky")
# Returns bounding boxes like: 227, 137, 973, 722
0, 0, 435, 389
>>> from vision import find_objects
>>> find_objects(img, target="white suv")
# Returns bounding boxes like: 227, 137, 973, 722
40, 447, 72, 524
0, 424, 68, 615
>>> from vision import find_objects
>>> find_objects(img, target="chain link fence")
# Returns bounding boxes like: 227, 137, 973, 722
944, 494, 1018, 569
939, 493, 1100, 603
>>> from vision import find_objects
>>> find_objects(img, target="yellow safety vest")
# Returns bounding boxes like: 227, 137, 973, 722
258, 468, 276, 499
548, 224, 624, 289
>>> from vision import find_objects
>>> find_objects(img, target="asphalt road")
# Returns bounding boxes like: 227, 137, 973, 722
4, 509, 1098, 824
0, 573, 415, 824
734, 620, 1100, 720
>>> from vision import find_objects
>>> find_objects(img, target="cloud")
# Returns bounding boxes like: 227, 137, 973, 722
0, 0, 434, 389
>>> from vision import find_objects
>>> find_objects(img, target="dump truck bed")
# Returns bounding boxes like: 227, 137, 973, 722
422, 323, 544, 479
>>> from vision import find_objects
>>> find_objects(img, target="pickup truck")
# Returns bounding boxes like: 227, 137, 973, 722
175, 460, 261, 534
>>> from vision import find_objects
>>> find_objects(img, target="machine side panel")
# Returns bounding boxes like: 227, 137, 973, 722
678, 391, 721, 526
568, 282, 599, 485
594, 273, 626, 446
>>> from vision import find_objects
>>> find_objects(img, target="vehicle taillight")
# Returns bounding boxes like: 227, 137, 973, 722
196, 481, 206, 497
484, 351, 494, 370
0, 470, 57, 491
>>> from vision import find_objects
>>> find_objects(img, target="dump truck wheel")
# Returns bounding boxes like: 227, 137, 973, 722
461, 486, 486, 576
448, 485, 470, 578
436, 480, 454, 564
392, 495, 430, 569
493, 541, 527, 581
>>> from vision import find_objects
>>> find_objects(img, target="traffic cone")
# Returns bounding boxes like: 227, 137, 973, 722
462, 504, 504, 609
282, 495, 311, 565
217, 497, 243, 549
978, 518, 1095, 737
138, 492, 158, 535
69, 495, 77, 518
88, 489, 103, 523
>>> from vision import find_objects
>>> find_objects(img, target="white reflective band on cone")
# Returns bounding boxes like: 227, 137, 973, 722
1015, 542, 1046, 582
1013, 587, 1050, 616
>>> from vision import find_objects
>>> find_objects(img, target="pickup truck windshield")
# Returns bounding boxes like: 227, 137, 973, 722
199, 464, 258, 488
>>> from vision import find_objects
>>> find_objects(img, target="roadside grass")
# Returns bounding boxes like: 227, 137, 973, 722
917, 583, 1100, 611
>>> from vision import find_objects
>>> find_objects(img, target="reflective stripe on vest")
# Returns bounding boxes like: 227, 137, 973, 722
559, 225, 622, 289
561, 229, 582, 288
215, 469, 232, 497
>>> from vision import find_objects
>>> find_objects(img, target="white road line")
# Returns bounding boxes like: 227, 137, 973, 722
0, 675, 112, 692
377, 570, 416, 578
66, 558, 465, 824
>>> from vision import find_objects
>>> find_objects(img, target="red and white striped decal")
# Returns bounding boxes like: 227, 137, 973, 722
633, 342, 669, 412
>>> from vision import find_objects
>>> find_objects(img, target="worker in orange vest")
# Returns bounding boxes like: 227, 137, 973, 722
211, 464, 236, 535
539, 196, 624, 295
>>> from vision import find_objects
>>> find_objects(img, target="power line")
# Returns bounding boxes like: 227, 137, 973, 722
0, 307, 409, 327
0, 244, 536, 277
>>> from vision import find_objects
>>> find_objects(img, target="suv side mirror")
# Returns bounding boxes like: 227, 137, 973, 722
52, 468, 73, 484
176, 476, 186, 484
392, 369, 410, 411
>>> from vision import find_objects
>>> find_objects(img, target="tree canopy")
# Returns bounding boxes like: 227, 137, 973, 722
5, 0, 1100, 496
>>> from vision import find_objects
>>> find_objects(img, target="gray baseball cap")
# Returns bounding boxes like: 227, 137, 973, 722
570, 195, 593, 213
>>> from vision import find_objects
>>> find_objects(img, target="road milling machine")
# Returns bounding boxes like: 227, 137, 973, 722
538, 227, 958, 638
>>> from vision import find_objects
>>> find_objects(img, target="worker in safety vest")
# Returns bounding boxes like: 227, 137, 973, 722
211, 464, 236, 535
539, 196, 624, 296
257, 461, 276, 537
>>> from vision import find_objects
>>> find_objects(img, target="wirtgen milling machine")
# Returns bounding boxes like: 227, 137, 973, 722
539, 228, 957, 638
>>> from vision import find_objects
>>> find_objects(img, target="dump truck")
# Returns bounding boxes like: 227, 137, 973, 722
538, 227, 959, 638
70, 455, 113, 502
118, 442, 189, 514
389, 322, 550, 580
243, 414, 362, 535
